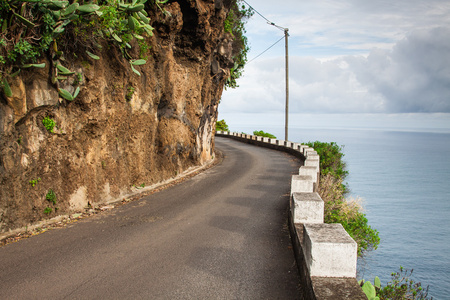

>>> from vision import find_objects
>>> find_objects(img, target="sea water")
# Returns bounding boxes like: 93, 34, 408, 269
233, 126, 450, 299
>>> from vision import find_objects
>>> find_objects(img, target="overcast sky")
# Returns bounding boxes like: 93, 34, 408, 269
219, 0, 450, 131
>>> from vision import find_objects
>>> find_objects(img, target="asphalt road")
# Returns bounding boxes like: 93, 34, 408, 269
0, 137, 303, 299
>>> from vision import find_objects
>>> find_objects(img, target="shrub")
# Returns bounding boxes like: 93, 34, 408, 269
361, 267, 432, 300
305, 141, 348, 181
310, 141, 380, 256
253, 130, 276, 139
216, 119, 229, 132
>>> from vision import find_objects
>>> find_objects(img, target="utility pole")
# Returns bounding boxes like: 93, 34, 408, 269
284, 28, 289, 141
241, 1, 289, 140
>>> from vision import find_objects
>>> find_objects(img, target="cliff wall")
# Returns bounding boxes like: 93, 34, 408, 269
0, 0, 233, 233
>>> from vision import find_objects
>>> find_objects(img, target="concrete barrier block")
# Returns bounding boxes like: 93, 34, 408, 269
269, 138, 277, 145
285, 141, 293, 148
307, 154, 319, 161
293, 143, 302, 151
299, 166, 319, 182
292, 192, 324, 223
303, 223, 357, 277
305, 158, 320, 169
291, 175, 314, 194
303, 147, 313, 156
305, 149, 318, 157
276, 139, 285, 146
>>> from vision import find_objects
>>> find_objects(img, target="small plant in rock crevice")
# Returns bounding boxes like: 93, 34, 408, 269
46, 189, 57, 205
42, 117, 56, 133
29, 177, 41, 187
126, 86, 135, 101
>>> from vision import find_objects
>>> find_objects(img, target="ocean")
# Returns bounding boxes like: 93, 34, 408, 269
231, 126, 450, 299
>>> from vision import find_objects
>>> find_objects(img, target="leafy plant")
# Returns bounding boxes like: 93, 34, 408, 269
378, 267, 432, 299
253, 130, 276, 139
216, 119, 229, 132
1, 0, 160, 98
361, 268, 432, 300
42, 117, 56, 133
29, 177, 41, 187
46, 189, 57, 205
126, 86, 135, 101
360, 276, 381, 300
44, 207, 53, 214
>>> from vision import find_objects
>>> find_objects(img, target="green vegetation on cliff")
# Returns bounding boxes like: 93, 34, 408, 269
223, 0, 253, 89
0, 0, 163, 98
1, 0, 252, 98
305, 141, 380, 256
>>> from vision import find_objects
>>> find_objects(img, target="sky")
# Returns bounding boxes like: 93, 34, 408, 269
219, 0, 450, 133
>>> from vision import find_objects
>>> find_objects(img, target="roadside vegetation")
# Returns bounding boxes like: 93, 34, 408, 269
360, 267, 432, 300
308, 142, 432, 298
304, 141, 380, 256
253, 130, 276, 139
216, 119, 229, 132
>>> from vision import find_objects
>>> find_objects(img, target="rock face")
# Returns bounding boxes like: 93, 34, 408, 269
0, 0, 234, 232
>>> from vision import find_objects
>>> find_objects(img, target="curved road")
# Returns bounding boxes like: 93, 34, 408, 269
0, 137, 302, 299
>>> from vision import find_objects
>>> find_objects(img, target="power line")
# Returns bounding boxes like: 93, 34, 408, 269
247, 35, 285, 64
241, 0, 287, 32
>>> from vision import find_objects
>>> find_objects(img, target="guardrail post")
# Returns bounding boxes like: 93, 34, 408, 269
292, 192, 324, 223
303, 223, 357, 278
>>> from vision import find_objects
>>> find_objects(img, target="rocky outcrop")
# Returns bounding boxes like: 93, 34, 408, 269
0, 0, 234, 233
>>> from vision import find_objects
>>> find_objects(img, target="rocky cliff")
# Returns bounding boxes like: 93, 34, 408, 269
0, 0, 235, 233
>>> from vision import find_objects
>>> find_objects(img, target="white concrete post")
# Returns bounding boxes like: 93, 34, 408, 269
299, 166, 319, 183
304, 158, 320, 169
303, 223, 357, 278
292, 192, 324, 223
291, 175, 314, 194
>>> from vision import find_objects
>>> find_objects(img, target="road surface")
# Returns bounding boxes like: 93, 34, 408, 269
0, 137, 303, 299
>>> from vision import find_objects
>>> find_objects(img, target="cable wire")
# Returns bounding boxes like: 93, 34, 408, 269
241, 0, 287, 32
247, 35, 285, 64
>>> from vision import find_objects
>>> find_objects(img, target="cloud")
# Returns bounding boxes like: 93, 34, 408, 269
220, 27, 450, 114
347, 27, 450, 112
245, 0, 450, 58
